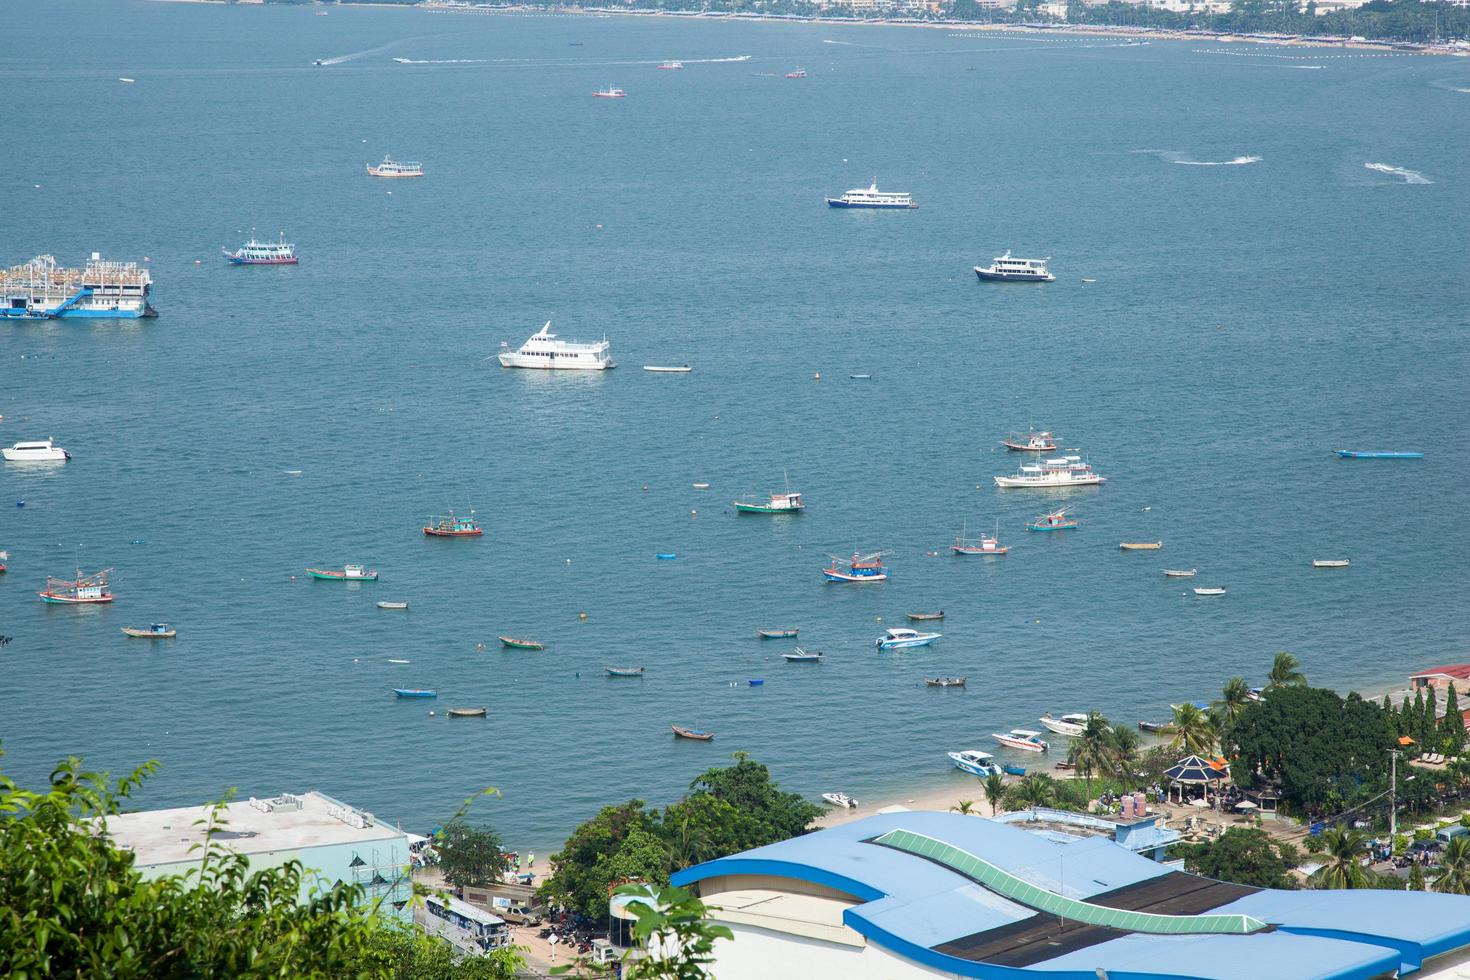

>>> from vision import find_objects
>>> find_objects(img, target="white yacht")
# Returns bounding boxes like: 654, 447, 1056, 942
948, 749, 1003, 777
1038, 712, 1089, 737
498, 321, 615, 371
3, 438, 69, 462
974, 252, 1054, 282
994, 456, 1105, 489
825, 181, 917, 210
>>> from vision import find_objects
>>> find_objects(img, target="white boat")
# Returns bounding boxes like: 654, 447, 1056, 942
498, 321, 614, 370
1038, 712, 1090, 737
825, 181, 917, 210
994, 456, 1105, 489
1193, 587, 1227, 596
975, 252, 1055, 282
3, 439, 69, 462
592, 86, 626, 98
658, 61, 684, 70
643, 365, 692, 373
875, 627, 940, 650
377, 601, 409, 610
1163, 568, 1197, 577
366, 155, 423, 178
821, 792, 857, 808
948, 749, 1003, 777
1312, 559, 1350, 568
991, 729, 1049, 753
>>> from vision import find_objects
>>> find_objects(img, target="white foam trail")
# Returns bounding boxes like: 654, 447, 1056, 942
823, 39, 862, 46
1364, 162, 1432, 184
394, 57, 491, 65
1133, 149, 1261, 166
392, 54, 750, 68
318, 41, 405, 66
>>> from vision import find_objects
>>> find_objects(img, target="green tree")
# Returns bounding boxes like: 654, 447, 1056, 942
1212, 676, 1253, 729
541, 801, 657, 921
662, 809, 715, 872
1309, 828, 1373, 889
1384, 695, 1398, 737
1178, 827, 1299, 889
677, 753, 821, 854
1168, 702, 1217, 756
1008, 773, 1058, 810
950, 800, 977, 815
1409, 861, 1427, 892
1267, 652, 1306, 690
614, 884, 733, 980
437, 818, 510, 889
1434, 836, 1470, 895
983, 773, 1006, 816
1426, 686, 1440, 749
1068, 712, 1116, 802
1444, 686, 1466, 755
1107, 724, 1143, 789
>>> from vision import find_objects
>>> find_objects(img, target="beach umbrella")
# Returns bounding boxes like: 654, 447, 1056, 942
1235, 800, 1259, 811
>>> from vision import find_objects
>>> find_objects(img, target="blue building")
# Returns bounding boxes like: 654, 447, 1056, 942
669, 811, 1470, 980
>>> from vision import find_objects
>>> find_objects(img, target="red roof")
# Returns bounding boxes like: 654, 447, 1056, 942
1411, 665, 1470, 681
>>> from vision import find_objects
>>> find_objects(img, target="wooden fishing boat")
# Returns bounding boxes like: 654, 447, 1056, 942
605, 666, 645, 677
734, 491, 804, 514
821, 551, 888, 583
1026, 509, 1077, 532
393, 688, 437, 698
1192, 587, 1227, 597
672, 725, 714, 741
39, 568, 113, 604
1002, 430, 1057, 452
1163, 569, 1197, 578
1334, 450, 1424, 459
1120, 541, 1162, 551
784, 648, 823, 662
925, 677, 966, 687
758, 628, 800, 639
906, 611, 944, 621
306, 564, 377, 582
499, 636, 544, 650
1312, 559, 1350, 568
447, 707, 487, 717
377, 601, 409, 610
423, 511, 483, 537
122, 623, 175, 638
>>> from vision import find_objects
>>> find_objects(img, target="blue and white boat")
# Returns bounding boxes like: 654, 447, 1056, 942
822, 551, 888, 583
1334, 450, 1424, 459
825, 181, 917, 210
992, 729, 1049, 753
876, 627, 940, 650
948, 749, 1003, 777
393, 688, 437, 698
1, 253, 156, 319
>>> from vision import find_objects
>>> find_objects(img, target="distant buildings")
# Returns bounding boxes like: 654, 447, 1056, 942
1411, 664, 1470, 696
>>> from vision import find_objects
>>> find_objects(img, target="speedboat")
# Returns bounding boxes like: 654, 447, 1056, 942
3, 439, 70, 462
1002, 430, 1057, 452
974, 252, 1055, 282
821, 551, 888, 583
821, 792, 858, 808
948, 749, 1002, 777
1038, 712, 1089, 737
784, 648, 823, 662
876, 627, 940, 650
991, 729, 1049, 753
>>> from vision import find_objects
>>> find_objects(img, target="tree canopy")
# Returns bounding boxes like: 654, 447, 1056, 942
437, 818, 510, 889
1177, 827, 1299, 889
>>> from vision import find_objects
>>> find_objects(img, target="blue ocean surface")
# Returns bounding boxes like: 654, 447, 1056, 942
1, 0, 1468, 850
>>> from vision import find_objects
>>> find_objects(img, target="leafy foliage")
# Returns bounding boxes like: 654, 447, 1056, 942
1435, 836, 1470, 895
1177, 827, 1299, 889
1309, 827, 1373, 889
437, 818, 510, 889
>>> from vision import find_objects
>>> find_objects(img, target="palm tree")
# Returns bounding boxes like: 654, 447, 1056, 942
1309, 828, 1372, 889
1106, 725, 1142, 789
983, 772, 1006, 817
1267, 652, 1307, 690
1069, 712, 1116, 803
951, 800, 976, 816
1435, 836, 1470, 895
663, 812, 714, 871
1014, 772, 1057, 810
1211, 676, 1252, 729
1168, 702, 1218, 756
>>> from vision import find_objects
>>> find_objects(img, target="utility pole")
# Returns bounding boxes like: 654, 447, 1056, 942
1390, 749, 1399, 841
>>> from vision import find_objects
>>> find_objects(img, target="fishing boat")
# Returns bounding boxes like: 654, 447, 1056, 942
593, 86, 626, 98
821, 792, 858, 808
38, 568, 113, 604
448, 707, 487, 718
605, 666, 645, 677
825, 180, 916, 209
821, 551, 888, 583
734, 475, 804, 514
3, 439, 69, 462
658, 61, 684, 70
223, 234, 297, 265
925, 677, 966, 687
1163, 569, 1197, 578
1026, 509, 1078, 532
948, 749, 1002, 777
121, 623, 175, 638
784, 648, 823, 662
1120, 541, 1163, 551
1334, 450, 1424, 459
499, 636, 544, 650
1313, 559, 1351, 568
1038, 712, 1089, 737
995, 456, 1105, 489
306, 564, 378, 582
1192, 587, 1227, 596
1138, 720, 1170, 734
377, 601, 409, 610
952, 521, 1007, 555
992, 729, 1049, 753
423, 512, 482, 537
974, 252, 1055, 282
758, 628, 800, 639
876, 627, 940, 650
906, 611, 944, 621
672, 725, 714, 741
1002, 764, 1027, 776
366, 155, 424, 178
643, 364, 692, 373
1002, 430, 1057, 452
393, 689, 437, 698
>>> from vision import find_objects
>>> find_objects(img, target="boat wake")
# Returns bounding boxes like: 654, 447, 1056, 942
1134, 149, 1262, 166
318, 40, 415, 66
1364, 162, 1432, 184
392, 54, 750, 68
394, 57, 492, 65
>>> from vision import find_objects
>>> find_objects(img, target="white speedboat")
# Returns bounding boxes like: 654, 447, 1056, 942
821, 792, 857, 808
825, 180, 917, 210
1038, 713, 1089, 737
994, 456, 1105, 489
643, 364, 691, 373
975, 252, 1055, 282
991, 729, 1049, 753
498, 321, 614, 370
3, 439, 70, 462
948, 749, 1002, 777
875, 627, 940, 650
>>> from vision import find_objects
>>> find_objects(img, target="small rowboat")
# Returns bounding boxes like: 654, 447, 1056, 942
1120, 542, 1162, 551
448, 707, 487, 718
393, 688, 437, 698
307, 564, 377, 582
499, 636, 544, 650
906, 611, 944, 621
122, 624, 175, 638
822, 792, 858, 808
784, 648, 823, 662
748, 678, 764, 686
1163, 569, 1197, 578
1312, 559, 1350, 568
1192, 587, 1227, 597
925, 677, 966, 687
1334, 450, 1424, 459
643, 365, 692, 373
758, 628, 799, 639
672, 725, 714, 741
377, 601, 409, 610
606, 666, 645, 677
1003, 764, 1027, 776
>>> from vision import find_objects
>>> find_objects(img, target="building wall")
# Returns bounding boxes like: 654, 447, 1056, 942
697, 921, 947, 980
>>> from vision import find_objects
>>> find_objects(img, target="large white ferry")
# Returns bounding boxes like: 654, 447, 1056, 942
825, 181, 917, 210
367, 156, 424, 178
498, 321, 615, 371
974, 252, 1054, 282
1, 253, 155, 319
994, 456, 1106, 489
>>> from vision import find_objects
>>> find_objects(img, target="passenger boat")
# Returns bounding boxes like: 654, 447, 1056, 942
1003, 764, 1027, 776
992, 729, 1049, 753
1002, 430, 1057, 452
223, 235, 297, 265
605, 666, 645, 677
825, 181, 917, 210
1026, 508, 1078, 532
643, 364, 692, 373
39, 568, 113, 604
658, 61, 684, 70
1, 253, 156, 319
499, 636, 544, 650
1138, 720, 1170, 734
393, 688, 436, 698
758, 628, 800, 639
1313, 559, 1351, 568
1038, 712, 1089, 737
423, 512, 482, 537
593, 86, 626, 98
952, 521, 1007, 555
672, 725, 714, 741
1120, 541, 1162, 551
995, 456, 1105, 489
377, 601, 409, 609
1163, 569, 1197, 577
974, 252, 1055, 282
822, 551, 888, 583
821, 792, 858, 808
4, 439, 69, 462
1334, 450, 1423, 459
876, 627, 940, 650
447, 707, 487, 717
925, 677, 966, 687
948, 749, 1002, 777
784, 648, 823, 662
498, 321, 614, 370
1192, 587, 1227, 596
121, 623, 175, 638
306, 564, 377, 581
785, 68, 807, 78
366, 155, 424, 178
906, 611, 944, 621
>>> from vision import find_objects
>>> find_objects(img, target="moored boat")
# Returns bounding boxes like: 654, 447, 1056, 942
1038, 712, 1089, 737
1138, 720, 1170, 734
925, 677, 966, 687
952, 521, 1007, 556
995, 456, 1105, 489
876, 627, 940, 650
306, 564, 377, 582
734, 476, 804, 514
991, 729, 1049, 753
393, 688, 436, 698
785, 68, 806, 78
1, 253, 156, 319
424, 512, 483, 537
593, 86, 626, 98
758, 627, 800, 639
377, 601, 409, 610
825, 180, 916, 209
366, 155, 423, 178
223, 234, 297, 265
784, 648, 823, 662
498, 321, 614, 370
1334, 450, 1423, 459
121, 623, 175, 638
1026, 508, 1077, 532
1163, 568, 1197, 577
1120, 541, 1163, 551
606, 666, 645, 677
448, 707, 487, 717
499, 636, 544, 650
1312, 559, 1350, 568
643, 364, 692, 373
822, 551, 888, 583
5, 438, 70, 462
1002, 430, 1057, 452
672, 724, 714, 741
1002, 764, 1027, 776
1192, 587, 1227, 596
658, 61, 683, 70
974, 252, 1055, 282
821, 792, 858, 808
906, 611, 944, 621
948, 749, 1002, 777
39, 568, 113, 604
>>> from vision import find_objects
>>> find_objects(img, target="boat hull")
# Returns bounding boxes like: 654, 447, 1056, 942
878, 637, 938, 650
39, 593, 113, 604
226, 256, 298, 265
822, 570, 888, 582
121, 628, 175, 638
996, 475, 1105, 488
757, 629, 799, 638
307, 570, 377, 581
1335, 450, 1423, 459
784, 654, 822, 663
948, 754, 1001, 777
992, 736, 1048, 753
423, 528, 482, 537
952, 545, 1007, 555
606, 668, 645, 677
394, 689, 437, 698
734, 503, 802, 514
3, 451, 69, 462
1026, 522, 1077, 532
1002, 441, 1056, 452
448, 707, 487, 717
1120, 542, 1163, 551
499, 637, 544, 650
497, 353, 614, 370
826, 199, 917, 209
672, 725, 713, 741
975, 268, 1055, 282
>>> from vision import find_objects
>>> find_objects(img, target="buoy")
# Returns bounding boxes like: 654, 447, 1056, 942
579, 612, 588, 620
428, 710, 435, 717
642, 484, 649, 491
194, 259, 201, 265
876, 616, 883, 622
15, 501, 24, 507
565, 558, 572, 564
691, 509, 697, 517
814, 372, 821, 380
476, 642, 485, 651
289, 575, 295, 580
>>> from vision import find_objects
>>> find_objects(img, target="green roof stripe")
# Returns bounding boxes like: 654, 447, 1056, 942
872, 828, 1267, 936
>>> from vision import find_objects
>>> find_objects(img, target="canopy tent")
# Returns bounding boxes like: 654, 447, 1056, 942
1165, 754, 1229, 804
